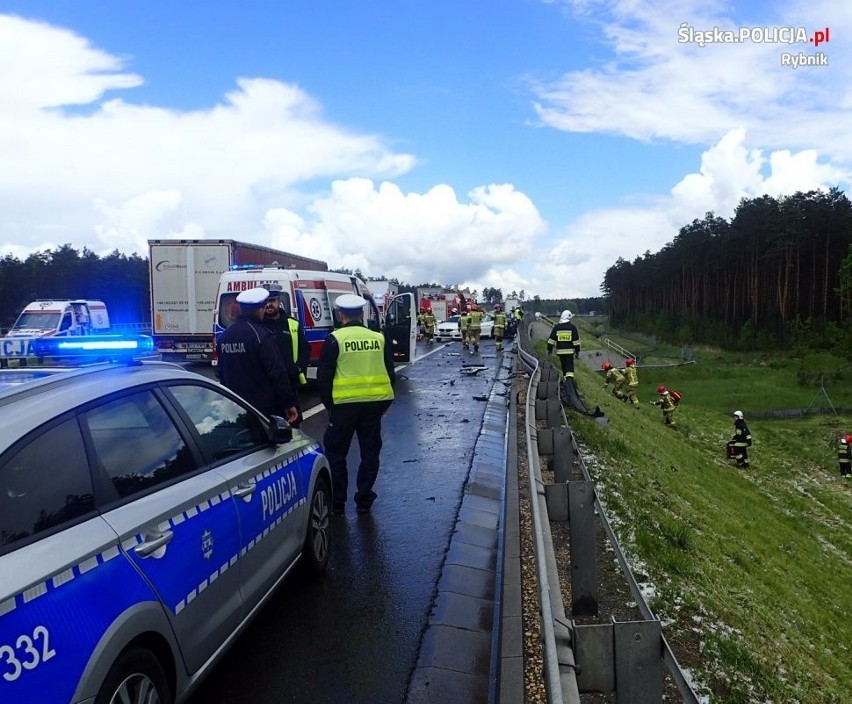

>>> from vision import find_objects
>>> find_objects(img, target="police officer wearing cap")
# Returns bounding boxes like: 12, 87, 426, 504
318, 293, 395, 515
263, 284, 309, 426
216, 287, 299, 423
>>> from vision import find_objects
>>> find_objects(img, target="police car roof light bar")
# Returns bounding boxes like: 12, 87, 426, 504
33, 334, 156, 362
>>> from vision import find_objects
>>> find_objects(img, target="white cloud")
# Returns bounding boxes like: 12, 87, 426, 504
265, 179, 548, 287
531, 0, 852, 156
0, 16, 416, 258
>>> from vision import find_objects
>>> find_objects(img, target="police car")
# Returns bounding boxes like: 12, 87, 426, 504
0, 336, 332, 704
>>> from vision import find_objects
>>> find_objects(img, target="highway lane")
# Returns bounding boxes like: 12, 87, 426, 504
185, 340, 509, 703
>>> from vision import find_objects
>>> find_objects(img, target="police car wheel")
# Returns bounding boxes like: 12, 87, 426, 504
96, 647, 172, 704
302, 475, 332, 575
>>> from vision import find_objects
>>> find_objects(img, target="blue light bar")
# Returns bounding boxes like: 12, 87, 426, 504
229, 263, 267, 271
34, 335, 156, 358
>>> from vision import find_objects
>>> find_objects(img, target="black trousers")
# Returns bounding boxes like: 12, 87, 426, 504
323, 401, 389, 509
557, 353, 575, 379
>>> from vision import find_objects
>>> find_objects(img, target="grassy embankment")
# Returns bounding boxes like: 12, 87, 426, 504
531, 317, 851, 703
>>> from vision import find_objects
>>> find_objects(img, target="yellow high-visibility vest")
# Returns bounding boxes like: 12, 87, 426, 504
331, 326, 394, 404
288, 317, 307, 385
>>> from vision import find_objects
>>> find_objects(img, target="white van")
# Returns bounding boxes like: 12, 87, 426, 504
213, 268, 416, 376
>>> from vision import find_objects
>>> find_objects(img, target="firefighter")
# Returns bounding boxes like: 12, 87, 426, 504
651, 385, 677, 429
459, 307, 470, 349
727, 410, 752, 468
318, 294, 396, 515
417, 308, 426, 340
602, 361, 627, 400
493, 304, 507, 351
422, 308, 437, 346
839, 435, 852, 478
546, 310, 581, 381
467, 303, 483, 354
622, 358, 640, 407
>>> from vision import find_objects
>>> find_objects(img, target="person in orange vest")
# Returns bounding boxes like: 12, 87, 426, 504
318, 294, 396, 515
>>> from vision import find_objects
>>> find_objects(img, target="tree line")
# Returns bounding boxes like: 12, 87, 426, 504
0, 245, 149, 328
602, 188, 852, 354
0, 245, 607, 331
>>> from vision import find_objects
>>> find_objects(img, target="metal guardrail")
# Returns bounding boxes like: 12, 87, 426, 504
516, 326, 580, 704
517, 318, 701, 703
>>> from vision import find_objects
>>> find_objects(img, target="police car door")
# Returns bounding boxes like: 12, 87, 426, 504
165, 383, 315, 617
383, 292, 417, 363
84, 388, 245, 676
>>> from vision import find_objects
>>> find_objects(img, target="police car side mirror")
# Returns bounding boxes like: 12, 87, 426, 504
269, 415, 293, 444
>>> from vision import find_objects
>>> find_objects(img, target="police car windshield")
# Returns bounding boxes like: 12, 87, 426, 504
13, 312, 61, 329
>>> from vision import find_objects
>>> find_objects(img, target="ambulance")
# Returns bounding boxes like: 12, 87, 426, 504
213, 267, 417, 375
1, 300, 110, 363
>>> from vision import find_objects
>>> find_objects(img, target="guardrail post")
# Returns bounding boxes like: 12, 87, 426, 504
537, 428, 553, 456
614, 619, 663, 704
568, 480, 598, 617
546, 399, 562, 427
552, 427, 573, 483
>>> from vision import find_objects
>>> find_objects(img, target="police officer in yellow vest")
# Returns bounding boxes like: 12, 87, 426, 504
318, 294, 396, 515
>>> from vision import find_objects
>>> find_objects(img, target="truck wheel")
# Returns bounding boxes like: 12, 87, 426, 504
96, 647, 171, 704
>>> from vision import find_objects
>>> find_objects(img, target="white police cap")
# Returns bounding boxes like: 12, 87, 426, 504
236, 287, 270, 308
335, 293, 367, 311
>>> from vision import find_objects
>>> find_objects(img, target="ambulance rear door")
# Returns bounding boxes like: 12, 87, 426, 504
383, 292, 416, 364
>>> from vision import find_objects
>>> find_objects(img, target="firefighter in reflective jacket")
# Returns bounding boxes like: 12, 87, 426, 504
622, 358, 640, 407
318, 294, 396, 515
547, 310, 580, 380
217, 287, 299, 422
601, 361, 626, 400
838, 435, 852, 478
459, 308, 470, 349
651, 386, 677, 429
727, 410, 752, 468
467, 304, 483, 354
422, 308, 437, 345
493, 304, 508, 351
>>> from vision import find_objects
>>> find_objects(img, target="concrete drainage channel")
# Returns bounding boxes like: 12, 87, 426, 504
504, 320, 701, 704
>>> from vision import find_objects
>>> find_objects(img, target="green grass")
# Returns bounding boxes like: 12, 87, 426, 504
532, 321, 852, 703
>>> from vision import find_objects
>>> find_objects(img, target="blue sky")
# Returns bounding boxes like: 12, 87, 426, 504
1, 1, 849, 298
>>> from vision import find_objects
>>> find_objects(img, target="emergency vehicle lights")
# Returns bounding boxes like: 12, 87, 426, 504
33, 335, 156, 357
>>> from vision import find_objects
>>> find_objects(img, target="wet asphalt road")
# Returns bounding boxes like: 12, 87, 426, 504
186, 340, 508, 704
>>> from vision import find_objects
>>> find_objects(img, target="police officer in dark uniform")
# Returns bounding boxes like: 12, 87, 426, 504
263, 284, 305, 426
216, 287, 298, 423
318, 294, 395, 515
